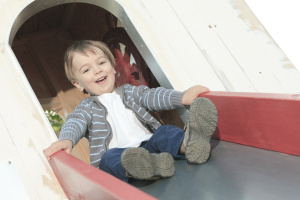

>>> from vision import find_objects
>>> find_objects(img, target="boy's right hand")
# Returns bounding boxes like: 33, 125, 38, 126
44, 139, 73, 160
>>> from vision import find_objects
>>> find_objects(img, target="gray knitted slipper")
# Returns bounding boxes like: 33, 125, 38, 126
121, 147, 175, 180
184, 97, 218, 164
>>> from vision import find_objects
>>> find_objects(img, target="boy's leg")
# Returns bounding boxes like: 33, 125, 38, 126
99, 148, 129, 182
140, 125, 185, 160
184, 97, 218, 164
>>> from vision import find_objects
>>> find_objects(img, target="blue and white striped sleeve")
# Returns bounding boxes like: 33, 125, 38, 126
125, 84, 185, 111
59, 100, 91, 146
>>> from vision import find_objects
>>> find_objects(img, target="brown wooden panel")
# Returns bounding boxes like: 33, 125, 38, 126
63, 3, 110, 40
15, 4, 67, 36
12, 45, 55, 98
39, 96, 62, 110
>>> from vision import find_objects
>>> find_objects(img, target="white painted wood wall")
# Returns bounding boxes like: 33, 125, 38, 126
0, 0, 299, 199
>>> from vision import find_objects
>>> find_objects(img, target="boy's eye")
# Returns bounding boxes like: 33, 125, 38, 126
99, 61, 105, 65
83, 69, 89, 73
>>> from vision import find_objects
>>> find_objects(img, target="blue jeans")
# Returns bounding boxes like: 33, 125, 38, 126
99, 125, 185, 182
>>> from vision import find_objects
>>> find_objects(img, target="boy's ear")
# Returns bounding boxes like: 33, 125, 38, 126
71, 80, 84, 92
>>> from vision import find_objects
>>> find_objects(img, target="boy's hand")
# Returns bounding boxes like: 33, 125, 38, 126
182, 85, 209, 105
44, 140, 73, 160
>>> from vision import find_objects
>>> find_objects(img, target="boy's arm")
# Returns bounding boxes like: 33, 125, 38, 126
125, 84, 184, 111
125, 84, 209, 110
181, 85, 209, 105
44, 100, 91, 159
59, 101, 91, 145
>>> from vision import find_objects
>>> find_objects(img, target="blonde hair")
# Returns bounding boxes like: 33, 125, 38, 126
64, 40, 115, 82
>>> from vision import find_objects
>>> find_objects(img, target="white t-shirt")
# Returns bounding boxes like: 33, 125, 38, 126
98, 92, 152, 149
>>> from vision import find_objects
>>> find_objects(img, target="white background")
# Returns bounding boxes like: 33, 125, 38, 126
245, 0, 300, 71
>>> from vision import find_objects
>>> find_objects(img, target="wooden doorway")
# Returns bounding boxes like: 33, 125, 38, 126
11, 3, 113, 163
12, 2, 184, 164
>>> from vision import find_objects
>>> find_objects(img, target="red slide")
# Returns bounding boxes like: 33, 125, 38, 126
48, 91, 300, 199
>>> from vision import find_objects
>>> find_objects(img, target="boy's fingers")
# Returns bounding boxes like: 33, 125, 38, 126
43, 150, 52, 161
43, 150, 51, 161
44, 142, 62, 158
48, 144, 61, 154
65, 148, 71, 154
43, 140, 73, 161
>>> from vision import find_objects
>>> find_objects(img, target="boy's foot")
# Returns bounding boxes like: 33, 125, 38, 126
121, 147, 175, 180
184, 97, 218, 164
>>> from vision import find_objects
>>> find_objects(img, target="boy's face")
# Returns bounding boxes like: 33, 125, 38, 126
71, 48, 116, 96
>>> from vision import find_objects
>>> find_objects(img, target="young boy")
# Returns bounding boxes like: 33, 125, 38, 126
44, 40, 218, 182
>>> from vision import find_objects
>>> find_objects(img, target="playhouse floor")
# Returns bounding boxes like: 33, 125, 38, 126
131, 139, 300, 200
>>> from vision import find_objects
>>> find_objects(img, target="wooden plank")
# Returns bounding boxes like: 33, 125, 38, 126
0, 42, 66, 199
200, 91, 300, 155
0, 113, 38, 199
119, 0, 225, 91
49, 150, 157, 200
196, 0, 300, 93
168, 0, 257, 92
121, 0, 300, 94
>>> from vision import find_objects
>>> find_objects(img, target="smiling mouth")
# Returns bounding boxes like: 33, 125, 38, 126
96, 76, 107, 83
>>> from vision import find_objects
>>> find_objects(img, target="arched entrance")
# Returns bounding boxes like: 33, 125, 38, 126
10, 1, 183, 164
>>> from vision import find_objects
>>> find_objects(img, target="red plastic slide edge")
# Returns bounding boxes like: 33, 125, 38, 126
200, 91, 300, 156
49, 150, 157, 200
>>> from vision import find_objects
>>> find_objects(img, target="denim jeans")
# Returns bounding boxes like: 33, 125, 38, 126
99, 125, 185, 182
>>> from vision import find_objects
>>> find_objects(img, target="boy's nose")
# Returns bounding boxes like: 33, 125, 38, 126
94, 65, 102, 74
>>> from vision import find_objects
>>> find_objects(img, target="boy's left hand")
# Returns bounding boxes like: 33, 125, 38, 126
181, 85, 209, 105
